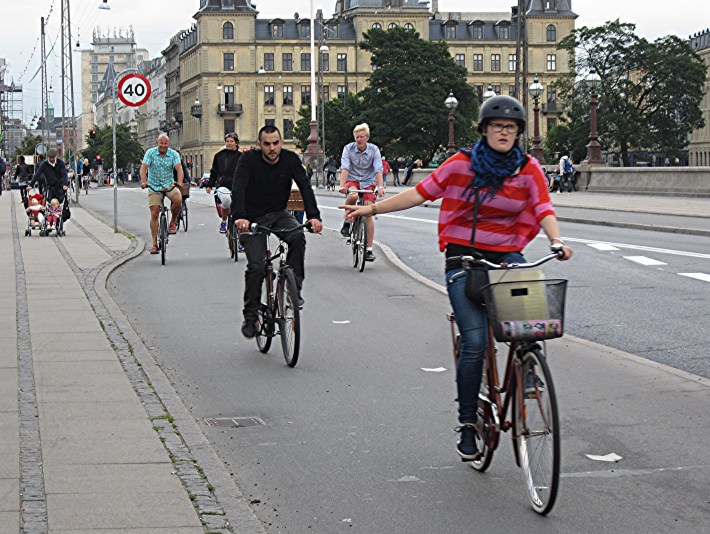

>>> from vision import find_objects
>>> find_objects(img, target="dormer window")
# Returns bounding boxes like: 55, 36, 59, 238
372, 22, 382, 29
404, 23, 414, 30
545, 0, 557, 9
298, 21, 310, 39
498, 23, 510, 40
271, 21, 284, 38
444, 21, 457, 40
472, 22, 484, 40
327, 24, 339, 38
388, 23, 397, 29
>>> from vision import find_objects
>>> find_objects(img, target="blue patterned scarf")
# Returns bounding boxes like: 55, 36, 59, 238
460, 138, 525, 200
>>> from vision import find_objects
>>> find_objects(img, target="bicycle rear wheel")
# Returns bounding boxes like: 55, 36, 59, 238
159, 210, 167, 265
181, 202, 188, 232
513, 347, 560, 515
355, 216, 367, 272
351, 218, 360, 268
278, 267, 300, 367
471, 360, 497, 472
256, 276, 273, 353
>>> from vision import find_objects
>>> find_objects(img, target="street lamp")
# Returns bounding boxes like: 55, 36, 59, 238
445, 91, 458, 158
304, 0, 319, 174
584, 68, 604, 165
482, 84, 496, 102
528, 74, 545, 164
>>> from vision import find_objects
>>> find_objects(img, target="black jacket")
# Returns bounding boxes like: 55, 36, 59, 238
14, 163, 31, 181
209, 148, 242, 190
232, 149, 321, 221
31, 158, 69, 196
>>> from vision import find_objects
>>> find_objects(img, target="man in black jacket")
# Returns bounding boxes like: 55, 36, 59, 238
232, 125, 323, 339
206, 132, 241, 233
29, 149, 69, 202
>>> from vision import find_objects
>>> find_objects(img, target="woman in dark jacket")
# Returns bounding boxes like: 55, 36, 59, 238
14, 155, 31, 185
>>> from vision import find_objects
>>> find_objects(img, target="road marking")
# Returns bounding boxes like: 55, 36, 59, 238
562, 237, 710, 260
588, 243, 620, 251
624, 256, 667, 266
678, 272, 710, 282
421, 367, 447, 372
319, 205, 437, 224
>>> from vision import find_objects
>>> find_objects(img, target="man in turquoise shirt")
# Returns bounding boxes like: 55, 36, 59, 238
140, 133, 184, 254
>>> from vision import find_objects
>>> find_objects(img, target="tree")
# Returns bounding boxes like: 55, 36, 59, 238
81, 124, 144, 169
358, 27, 478, 163
557, 20, 706, 166
15, 134, 44, 158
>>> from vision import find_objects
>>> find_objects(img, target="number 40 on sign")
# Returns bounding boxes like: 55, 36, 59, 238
117, 73, 152, 108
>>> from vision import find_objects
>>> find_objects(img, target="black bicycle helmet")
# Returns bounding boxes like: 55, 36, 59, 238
477, 95, 526, 133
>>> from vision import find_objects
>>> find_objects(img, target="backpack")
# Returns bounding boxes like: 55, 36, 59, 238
563, 157, 574, 174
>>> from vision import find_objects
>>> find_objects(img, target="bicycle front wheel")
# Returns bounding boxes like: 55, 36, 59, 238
355, 216, 367, 272
159, 211, 167, 265
182, 202, 188, 232
278, 267, 300, 367
351, 219, 360, 268
256, 276, 273, 353
514, 347, 560, 515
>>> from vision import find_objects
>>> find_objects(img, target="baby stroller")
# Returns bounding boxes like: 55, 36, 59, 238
24, 187, 46, 237
42, 190, 69, 237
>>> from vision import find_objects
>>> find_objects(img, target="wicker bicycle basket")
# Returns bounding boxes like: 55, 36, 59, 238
482, 278, 567, 342
178, 182, 190, 199
287, 189, 304, 212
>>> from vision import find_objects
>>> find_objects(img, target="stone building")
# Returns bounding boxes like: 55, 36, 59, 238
168, 0, 576, 179
689, 28, 710, 167
136, 57, 167, 151
80, 28, 148, 149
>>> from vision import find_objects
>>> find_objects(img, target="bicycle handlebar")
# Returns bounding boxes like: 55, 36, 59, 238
343, 187, 382, 195
248, 222, 314, 235
462, 247, 564, 271
147, 184, 178, 194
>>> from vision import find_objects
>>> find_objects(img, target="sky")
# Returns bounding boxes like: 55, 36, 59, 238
2, 0, 708, 124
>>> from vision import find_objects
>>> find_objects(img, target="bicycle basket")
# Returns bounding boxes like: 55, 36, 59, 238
482, 279, 567, 342
178, 182, 190, 199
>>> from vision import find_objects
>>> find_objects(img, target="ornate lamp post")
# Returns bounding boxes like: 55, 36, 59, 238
445, 91, 458, 158
482, 84, 496, 103
584, 68, 604, 165
528, 74, 545, 163
304, 0, 319, 174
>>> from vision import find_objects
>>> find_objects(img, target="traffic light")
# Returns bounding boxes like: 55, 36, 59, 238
90, 130, 97, 140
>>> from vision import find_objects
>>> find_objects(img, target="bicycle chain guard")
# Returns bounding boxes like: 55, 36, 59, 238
476, 394, 500, 450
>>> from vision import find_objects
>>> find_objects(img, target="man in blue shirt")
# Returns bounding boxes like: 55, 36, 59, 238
338, 123, 384, 262
140, 134, 184, 254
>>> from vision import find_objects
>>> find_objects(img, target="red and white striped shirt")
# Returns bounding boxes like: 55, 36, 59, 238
415, 152, 554, 253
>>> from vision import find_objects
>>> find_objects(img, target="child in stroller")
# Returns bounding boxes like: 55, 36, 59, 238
25, 188, 46, 236
45, 198, 63, 232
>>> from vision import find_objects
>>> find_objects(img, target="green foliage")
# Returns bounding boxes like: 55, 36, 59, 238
293, 93, 363, 159
15, 134, 44, 159
80, 124, 144, 169
557, 20, 707, 166
358, 27, 478, 162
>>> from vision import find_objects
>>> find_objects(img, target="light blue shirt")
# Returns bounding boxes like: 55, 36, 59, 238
142, 147, 180, 190
340, 141, 383, 187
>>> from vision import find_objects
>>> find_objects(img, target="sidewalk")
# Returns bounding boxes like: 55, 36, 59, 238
0, 190, 225, 533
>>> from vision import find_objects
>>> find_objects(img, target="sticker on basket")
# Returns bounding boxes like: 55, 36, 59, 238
500, 320, 562, 339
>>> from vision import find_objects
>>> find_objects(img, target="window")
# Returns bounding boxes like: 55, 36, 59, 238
298, 23, 310, 39
264, 85, 274, 106
547, 85, 556, 103
547, 118, 557, 131
546, 24, 557, 42
265, 119, 275, 127
337, 53, 347, 72
327, 24, 339, 38
301, 85, 311, 105
283, 85, 293, 106
91, 55, 98, 63
224, 119, 235, 136
509, 84, 516, 97
474, 84, 483, 103
499, 24, 510, 39
445, 24, 456, 40
388, 23, 397, 29
301, 53, 311, 72
547, 54, 557, 71
223, 22, 233, 40
372, 23, 382, 29
91, 74, 98, 81
404, 23, 414, 30
320, 52, 329, 71
493, 84, 501, 95
491, 54, 501, 71
337, 85, 346, 99
508, 54, 516, 71
472, 24, 484, 40
224, 85, 235, 106
473, 54, 483, 71
264, 53, 274, 71
91, 65, 98, 73
223, 53, 234, 71
283, 119, 294, 139
455, 54, 465, 67
272, 23, 284, 38
321, 84, 330, 101
283, 53, 293, 71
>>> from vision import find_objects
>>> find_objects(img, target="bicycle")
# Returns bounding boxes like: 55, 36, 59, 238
248, 222, 311, 367
148, 185, 176, 265
343, 188, 374, 272
176, 197, 189, 232
448, 250, 567, 515
225, 213, 241, 262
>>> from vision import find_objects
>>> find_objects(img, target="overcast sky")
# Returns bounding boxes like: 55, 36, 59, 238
3, 0, 708, 123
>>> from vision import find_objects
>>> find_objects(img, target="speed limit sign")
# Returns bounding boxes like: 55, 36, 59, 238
117, 73, 152, 107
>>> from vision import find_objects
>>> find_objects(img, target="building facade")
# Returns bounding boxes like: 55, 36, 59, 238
168, 0, 576, 178
80, 28, 148, 149
136, 57, 167, 150
689, 28, 710, 167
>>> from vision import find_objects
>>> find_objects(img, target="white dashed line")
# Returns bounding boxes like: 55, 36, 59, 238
624, 256, 667, 266
588, 243, 620, 251
678, 273, 710, 282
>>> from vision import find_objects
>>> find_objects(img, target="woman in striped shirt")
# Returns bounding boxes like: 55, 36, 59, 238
341, 95, 572, 461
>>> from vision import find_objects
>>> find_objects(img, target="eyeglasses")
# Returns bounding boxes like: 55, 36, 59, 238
488, 123, 520, 134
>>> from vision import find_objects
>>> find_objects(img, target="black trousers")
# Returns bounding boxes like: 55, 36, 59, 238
240, 210, 306, 321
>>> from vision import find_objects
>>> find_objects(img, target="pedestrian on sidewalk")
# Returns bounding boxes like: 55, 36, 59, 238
390, 157, 401, 186
341, 95, 573, 462
381, 156, 391, 187
558, 152, 574, 193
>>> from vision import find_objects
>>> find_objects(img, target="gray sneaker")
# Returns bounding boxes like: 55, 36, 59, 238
365, 250, 376, 262
340, 221, 351, 237
241, 320, 258, 339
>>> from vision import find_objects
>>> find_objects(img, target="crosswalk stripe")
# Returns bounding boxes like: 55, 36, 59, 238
588, 243, 620, 251
678, 273, 710, 282
624, 256, 667, 266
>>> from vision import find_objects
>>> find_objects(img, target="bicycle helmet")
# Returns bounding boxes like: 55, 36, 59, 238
477, 95, 526, 133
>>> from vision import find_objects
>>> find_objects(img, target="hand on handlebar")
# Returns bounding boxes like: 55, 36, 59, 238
140, 182, 148, 189
551, 243, 573, 261
236, 218, 251, 233
376, 186, 385, 198
307, 219, 323, 233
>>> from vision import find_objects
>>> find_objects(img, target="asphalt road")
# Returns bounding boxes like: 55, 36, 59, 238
80, 186, 710, 532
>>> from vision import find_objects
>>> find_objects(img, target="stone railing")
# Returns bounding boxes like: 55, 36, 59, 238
576, 165, 710, 197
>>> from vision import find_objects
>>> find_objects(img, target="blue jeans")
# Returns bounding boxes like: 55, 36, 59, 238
446, 251, 525, 424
